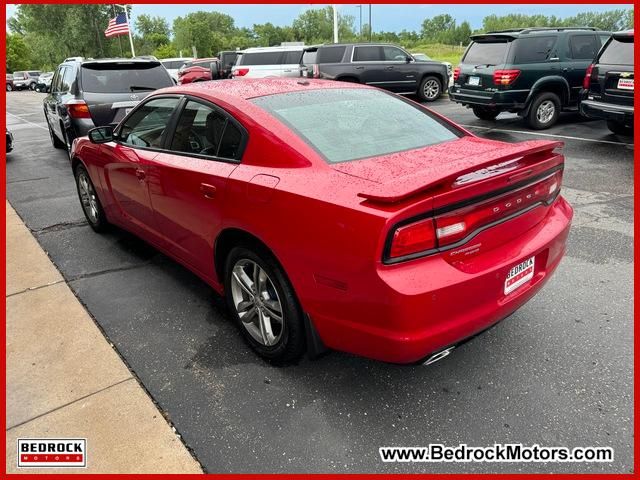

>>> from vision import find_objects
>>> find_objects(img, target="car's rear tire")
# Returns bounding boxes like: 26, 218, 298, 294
472, 106, 500, 121
47, 118, 66, 149
224, 245, 306, 364
418, 76, 442, 102
29, 82, 36, 91
526, 92, 560, 129
74, 164, 108, 232
606, 119, 633, 136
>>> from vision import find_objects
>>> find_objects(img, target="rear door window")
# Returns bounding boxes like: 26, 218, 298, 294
317, 46, 345, 63
598, 37, 634, 65
80, 63, 172, 93
353, 46, 384, 62
463, 41, 509, 65
512, 36, 557, 64
568, 35, 599, 60
237, 52, 283, 66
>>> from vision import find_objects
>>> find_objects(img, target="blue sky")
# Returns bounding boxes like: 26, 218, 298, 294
5, 4, 633, 33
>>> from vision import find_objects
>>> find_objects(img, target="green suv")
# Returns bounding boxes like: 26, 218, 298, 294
450, 27, 611, 129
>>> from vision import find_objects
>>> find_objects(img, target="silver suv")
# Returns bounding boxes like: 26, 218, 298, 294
231, 46, 305, 79
13, 71, 42, 90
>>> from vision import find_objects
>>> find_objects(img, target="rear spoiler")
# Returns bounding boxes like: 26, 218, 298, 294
357, 140, 563, 204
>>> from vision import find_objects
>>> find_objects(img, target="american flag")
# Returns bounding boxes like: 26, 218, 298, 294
105, 13, 129, 38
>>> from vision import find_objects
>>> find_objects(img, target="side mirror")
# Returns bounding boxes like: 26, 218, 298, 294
406, 56, 413, 63
88, 126, 113, 144
210, 61, 222, 80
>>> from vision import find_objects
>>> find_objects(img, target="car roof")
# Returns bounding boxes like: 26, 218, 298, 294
63, 58, 162, 66
158, 78, 371, 101
159, 57, 193, 61
240, 46, 305, 53
472, 27, 607, 40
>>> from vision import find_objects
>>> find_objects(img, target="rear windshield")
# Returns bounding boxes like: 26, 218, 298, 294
80, 63, 172, 93
13, 72, 25, 79
463, 41, 510, 65
252, 89, 461, 163
598, 37, 634, 65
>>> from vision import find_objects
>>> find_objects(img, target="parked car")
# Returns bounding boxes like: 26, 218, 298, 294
177, 58, 219, 85
231, 46, 305, 78
70, 78, 572, 364
300, 43, 449, 101
218, 50, 240, 79
44, 58, 174, 153
6, 129, 14, 153
35, 72, 54, 93
412, 52, 453, 86
450, 27, 611, 129
579, 29, 634, 135
12, 71, 42, 90
160, 57, 193, 82
6, 74, 14, 92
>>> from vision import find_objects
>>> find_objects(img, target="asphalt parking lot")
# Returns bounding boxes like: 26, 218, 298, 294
6, 90, 633, 473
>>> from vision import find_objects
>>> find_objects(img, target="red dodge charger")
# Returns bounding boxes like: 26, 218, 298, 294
70, 78, 573, 365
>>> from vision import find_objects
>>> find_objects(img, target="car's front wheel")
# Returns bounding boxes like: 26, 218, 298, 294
74, 165, 108, 232
472, 106, 500, 121
418, 76, 442, 102
607, 119, 633, 136
6, 83, 12, 92
225, 245, 306, 364
29, 82, 36, 91
526, 92, 560, 129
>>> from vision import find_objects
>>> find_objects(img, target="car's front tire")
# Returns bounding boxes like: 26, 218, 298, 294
418, 76, 442, 102
607, 119, 633, 136
472, 106, 500, 121
224, 245, 306, 364
526, 92, 560, 129
29, 82, 36, 91
6, 83, 12, 92
74, 164, 108, 232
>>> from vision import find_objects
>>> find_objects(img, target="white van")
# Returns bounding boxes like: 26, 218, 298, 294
160, 57, 194, 82
231, 46, 304, 79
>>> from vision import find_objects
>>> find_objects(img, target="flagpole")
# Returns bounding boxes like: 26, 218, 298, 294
116, 4, 135, 57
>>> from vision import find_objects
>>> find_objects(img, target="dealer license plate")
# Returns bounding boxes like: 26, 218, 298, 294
617, 78, 634, 90
504, 256, 535, 295
468, 76, 480, 86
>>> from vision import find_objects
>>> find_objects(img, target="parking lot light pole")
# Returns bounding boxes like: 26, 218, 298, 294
116, 4, 136, 57
333, 5, 338, 43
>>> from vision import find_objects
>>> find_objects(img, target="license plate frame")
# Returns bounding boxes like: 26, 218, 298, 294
468, 76, 481, 86
617, 78, 634, 90
504, 256, 535, 295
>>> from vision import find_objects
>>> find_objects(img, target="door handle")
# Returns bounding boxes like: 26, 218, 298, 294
283, 69, 292, 72
200, 183, 216, 199
135, 168, 146, 181
355, 66, 364, 70
386, 66, 394, 70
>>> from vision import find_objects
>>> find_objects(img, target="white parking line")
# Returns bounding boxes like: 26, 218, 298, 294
6, 111, 48, 130
460, 124, 634, 147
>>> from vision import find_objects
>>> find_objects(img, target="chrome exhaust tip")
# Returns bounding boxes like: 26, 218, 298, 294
423, 346, 455, 366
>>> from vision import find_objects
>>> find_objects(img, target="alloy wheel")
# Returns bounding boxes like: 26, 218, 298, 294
77, 171, 99, 224
230, 259, 284, 347
422, 79, 440, 100
536, 100, 555, 124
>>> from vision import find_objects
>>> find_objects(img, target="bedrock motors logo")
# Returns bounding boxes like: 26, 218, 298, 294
18, 439, 87, 468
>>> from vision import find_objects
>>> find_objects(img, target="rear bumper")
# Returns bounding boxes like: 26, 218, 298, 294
449, 85, 529, 110
310, 196, 573, 364
579, 99, 634, 125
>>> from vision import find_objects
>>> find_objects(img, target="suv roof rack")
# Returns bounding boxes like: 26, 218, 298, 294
488, 27, 599, 34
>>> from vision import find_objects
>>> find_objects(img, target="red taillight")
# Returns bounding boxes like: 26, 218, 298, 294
386, 169, 563, 261
66, 100, 91, 119
435, 170, 562, 247
453, 67, 460, 82
493, 69, 520, 86
389, 218, 437, 259
583, 64, 594, 90
234, 68, 249, 77
312, 64, 320, 78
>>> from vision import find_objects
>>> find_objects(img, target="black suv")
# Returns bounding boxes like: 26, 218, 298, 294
450, 27, 611, 129
44, 58, 173, 154
301, 43, 449, 102
579, 30, 634, 135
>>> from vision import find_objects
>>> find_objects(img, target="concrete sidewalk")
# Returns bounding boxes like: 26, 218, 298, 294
5, 201, 202, 474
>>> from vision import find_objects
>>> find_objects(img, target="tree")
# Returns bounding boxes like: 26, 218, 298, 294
253, 23, 295, 47
6, 34, 30, 71
291, 7, 356, 44
563, 10, 631, 31
421, 14, 456, 41
173, 11, 236, 57
153, 43, 178, 59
